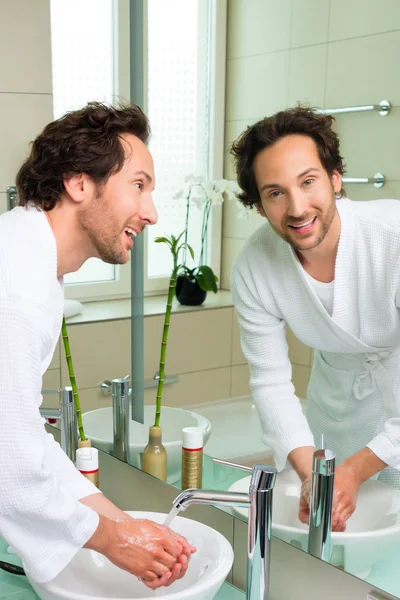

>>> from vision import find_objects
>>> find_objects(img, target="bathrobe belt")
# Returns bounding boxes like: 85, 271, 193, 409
319, 347, 400, 417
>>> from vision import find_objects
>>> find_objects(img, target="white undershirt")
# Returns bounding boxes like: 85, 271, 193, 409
302, 269, 335, 316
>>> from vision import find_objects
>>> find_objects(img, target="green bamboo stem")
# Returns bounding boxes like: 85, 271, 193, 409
61, 316, 86, 441
154, 265, 178, 427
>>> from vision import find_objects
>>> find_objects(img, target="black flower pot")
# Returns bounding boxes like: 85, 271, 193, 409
175, 275, 207, 306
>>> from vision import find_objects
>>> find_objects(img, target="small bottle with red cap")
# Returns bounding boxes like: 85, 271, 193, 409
75, 441, 99, 488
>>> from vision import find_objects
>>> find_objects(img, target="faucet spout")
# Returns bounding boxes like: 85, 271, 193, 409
173, 488, 250, 511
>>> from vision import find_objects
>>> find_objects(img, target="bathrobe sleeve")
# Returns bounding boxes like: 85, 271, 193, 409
0, 296, 99, 584
231, 260, 315, 471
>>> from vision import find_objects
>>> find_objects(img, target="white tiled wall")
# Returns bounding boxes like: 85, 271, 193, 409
48, 307, 251, 413
223, 0, 400, 392
0, 0, 53, 210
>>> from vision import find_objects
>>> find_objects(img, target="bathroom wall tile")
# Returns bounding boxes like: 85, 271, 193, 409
334, 108, 400, 183
99, 451, 235, 549
222, 193, 264, 240
60, 319, 131, 390
227, 0, 292, 59
288, 44, 327, 108
144, 367, 231, 408
226, 51, 290, 122
40, 369, 61, 409
286, 327, 313, 368
231, 312, 246, 365
0, 93, 53, 192
144, 309, 232, 378
329, 0, 400, 42
291, 0, 330, 48
230, 365, 251, 398
77, 386, 113, 413
0, 0, 52, 93
221, 237, 246, 289
292, 364, 311, 400
0, 193, 6, 215
223, 118, 254, 181
343, 181, 400, 202
325, 31, 400, 108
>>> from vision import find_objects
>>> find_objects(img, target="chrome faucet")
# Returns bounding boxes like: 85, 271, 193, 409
307, 446, 336, 561
111, 376, 130, 462
172, 459, 277, 600
40, 387, 77, 462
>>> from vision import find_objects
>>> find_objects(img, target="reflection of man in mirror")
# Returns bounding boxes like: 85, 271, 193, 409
230, 105, 400, 531
0, 103, 195, 587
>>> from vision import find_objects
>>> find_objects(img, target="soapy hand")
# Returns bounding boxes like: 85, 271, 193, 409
299, 465, 360, 532
86, 516, 196, 590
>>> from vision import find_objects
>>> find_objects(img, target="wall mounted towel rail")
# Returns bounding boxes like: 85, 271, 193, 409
316, 100, 391, 117
342, 173, 385, 188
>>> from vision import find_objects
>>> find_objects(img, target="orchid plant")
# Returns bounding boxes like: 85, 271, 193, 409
173, 175, 242, 276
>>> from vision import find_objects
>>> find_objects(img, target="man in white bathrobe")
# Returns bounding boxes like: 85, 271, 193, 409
230, 105, 400, 532
0, 103, 194, 586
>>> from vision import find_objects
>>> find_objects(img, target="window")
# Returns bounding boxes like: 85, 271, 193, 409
50, 0, 226, 300
144, 0, 226, 293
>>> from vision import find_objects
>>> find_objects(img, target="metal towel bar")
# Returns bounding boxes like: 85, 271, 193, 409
316, 100, 391, 116
342, 172, 385, 188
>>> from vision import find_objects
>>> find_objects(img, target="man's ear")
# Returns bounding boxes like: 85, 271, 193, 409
331, 170, 342, 194
255, 202, 266, 217
63, 174, 86, 204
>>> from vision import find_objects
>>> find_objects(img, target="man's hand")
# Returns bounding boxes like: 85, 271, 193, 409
85, 516, 196, 590
298, 447, 387, 531
299, 464, 361, 531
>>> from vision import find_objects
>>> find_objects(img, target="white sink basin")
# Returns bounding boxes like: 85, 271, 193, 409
229, 468, 400, 579
28, 511, 233, 600
82, 406, 211, 483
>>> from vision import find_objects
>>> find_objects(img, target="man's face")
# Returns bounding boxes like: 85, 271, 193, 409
78, 133, 158, 265
253, 134, 342, 252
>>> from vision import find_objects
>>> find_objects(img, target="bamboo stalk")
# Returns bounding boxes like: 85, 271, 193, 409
154, 268, 178, 427
61, 316, 86, 441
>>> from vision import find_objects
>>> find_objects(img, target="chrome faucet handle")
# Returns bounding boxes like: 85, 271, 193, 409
212, 458, 252, 472
213, 458, 277, 490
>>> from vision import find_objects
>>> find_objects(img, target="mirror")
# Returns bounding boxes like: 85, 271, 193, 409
44, 2, 400, 599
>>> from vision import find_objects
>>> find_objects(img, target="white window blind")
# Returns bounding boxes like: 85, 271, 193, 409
146, 0, 211, 281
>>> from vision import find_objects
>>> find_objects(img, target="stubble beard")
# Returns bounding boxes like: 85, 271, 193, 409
276, 193, 337, 252
78, 193, 126, 265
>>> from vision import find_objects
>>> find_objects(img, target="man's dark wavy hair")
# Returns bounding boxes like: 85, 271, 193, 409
230, 105, 346, 209
16, 101, 150, 211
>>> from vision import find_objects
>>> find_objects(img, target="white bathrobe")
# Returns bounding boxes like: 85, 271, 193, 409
0, 206, 99, 582
231, 197, 400, 485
